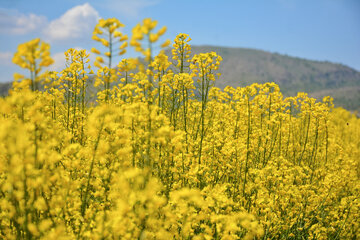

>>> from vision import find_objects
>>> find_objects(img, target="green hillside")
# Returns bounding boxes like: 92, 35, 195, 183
189, 46, 360, 112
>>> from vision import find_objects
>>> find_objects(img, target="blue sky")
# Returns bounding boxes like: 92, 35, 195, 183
0, 0, 359, 83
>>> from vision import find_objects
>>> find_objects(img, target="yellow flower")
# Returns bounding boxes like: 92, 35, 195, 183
161, 39, 171, 48
157, 26, 167, 36
91, 47, 101, 55
12, 38, 53, 91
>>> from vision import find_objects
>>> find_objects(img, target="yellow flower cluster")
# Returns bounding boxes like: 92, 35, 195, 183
12, 38, 53, 91
172, 33, 192, 71
92, 18, 128, 101
131, 18, 170, 62
2, 17, 359, 239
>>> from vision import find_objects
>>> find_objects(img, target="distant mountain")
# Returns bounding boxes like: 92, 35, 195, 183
0, 82, 11, 97
1, 45, 359, 113
189, 46, 360, 113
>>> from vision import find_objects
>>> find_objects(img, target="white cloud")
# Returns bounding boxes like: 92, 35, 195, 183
44, 3, 100, 42
0, 51, 12, 65
102, 0, 160, 18
0, 8, 47, 35
0, 3, 100, 41
50, 52, 66, 72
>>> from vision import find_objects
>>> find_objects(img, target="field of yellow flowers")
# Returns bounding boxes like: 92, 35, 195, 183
1, 18, 359, 239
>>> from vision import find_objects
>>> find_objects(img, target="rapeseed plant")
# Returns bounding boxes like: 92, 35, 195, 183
12, 38, 53, 91
0, 16, 359, 240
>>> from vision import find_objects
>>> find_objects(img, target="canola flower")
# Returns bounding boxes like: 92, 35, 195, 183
1, 17, 359, 240
12, 38, 54, 91
92, 18, 128, 101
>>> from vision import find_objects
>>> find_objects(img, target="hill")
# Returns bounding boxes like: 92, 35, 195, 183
0, 82, 11, 97
189, 46, 360, 112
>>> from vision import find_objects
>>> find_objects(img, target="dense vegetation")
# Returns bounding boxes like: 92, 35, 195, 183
3, 44, 360, 113
0, 18, 359, 239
